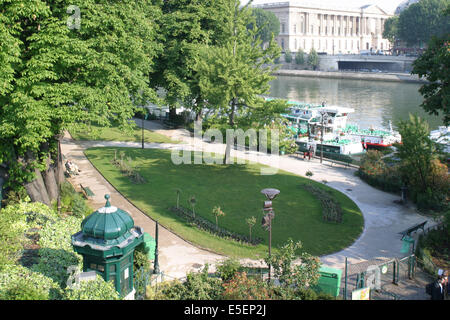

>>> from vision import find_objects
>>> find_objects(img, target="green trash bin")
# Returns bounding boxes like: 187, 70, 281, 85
313, 266, 342, 297
143, 232, 156, 261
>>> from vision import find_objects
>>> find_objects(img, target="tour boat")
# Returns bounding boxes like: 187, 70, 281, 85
274, 98, 402, 154
430, 126, 450, 153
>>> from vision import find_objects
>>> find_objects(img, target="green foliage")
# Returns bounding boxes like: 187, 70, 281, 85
357, 150, 403, 193
0, 277, 49, 300
31, 214, 83, 288
216, 258, 243, 282
248, 7, 280, 44
134, 247, 151, 273
308, 48, 319, 70
295, 49, 305, 65
303, 184, 343, 223
383, 16, 399, 43
397, 0, 450, 46
148, 265, 223, 300
58, 182, 91, 218
395, 115, 438, 195
63, 275, 119, 300
0, 264, 62, 300
193, 0, 281, 163
222, 272, 271, 300
284, 49, 293, 63
412, 32, 450, 125
0, 0, 161, 191
264, 238, 321, 298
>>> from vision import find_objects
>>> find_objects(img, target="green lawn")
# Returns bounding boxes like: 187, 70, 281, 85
70, 122, 178, 144
85, 147, 364, 259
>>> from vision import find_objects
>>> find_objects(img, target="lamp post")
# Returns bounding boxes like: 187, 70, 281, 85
153, 222, 160, 275
261, 188, 280, 283
318, 110, 328, 164
141, 108, 148, 149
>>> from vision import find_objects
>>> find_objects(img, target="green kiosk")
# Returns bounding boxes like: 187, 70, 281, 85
72, 194, 144, 299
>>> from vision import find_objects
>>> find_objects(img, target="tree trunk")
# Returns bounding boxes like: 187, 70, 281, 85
25, 168, 51, 206
43, 155, 58, 202
224, 100, 236, 164
169, 105, 177, 121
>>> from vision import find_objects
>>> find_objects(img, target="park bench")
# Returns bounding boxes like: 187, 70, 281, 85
80, 184, 95, 199
398, 221, 427, 240
328, 158, 352, 168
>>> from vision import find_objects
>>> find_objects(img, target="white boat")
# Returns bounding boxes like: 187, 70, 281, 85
275, 98, 402, 154
280, 100, 364, 155
430, 126, 450, 153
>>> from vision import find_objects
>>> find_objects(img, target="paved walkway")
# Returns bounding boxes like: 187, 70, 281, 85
61, 120, 435, 282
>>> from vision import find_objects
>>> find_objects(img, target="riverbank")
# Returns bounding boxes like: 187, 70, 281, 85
273, 69, 427, 84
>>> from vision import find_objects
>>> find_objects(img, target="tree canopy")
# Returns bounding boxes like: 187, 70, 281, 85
247, 7, 280, 45
397, 0, 450, 46
0, 0, 161, 201
411, 4, 450, 125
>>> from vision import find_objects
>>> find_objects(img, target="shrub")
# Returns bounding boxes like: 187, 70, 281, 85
295, 49, 305, 65
31, 214, 83, 287
284, 49, 292, 63
0, 264, 62, 300
216, 258, 243, 282
303, 185, 342, 223
222, 272, 271, 300
63, 275, 119, 300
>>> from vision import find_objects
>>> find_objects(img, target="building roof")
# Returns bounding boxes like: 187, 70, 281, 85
81, 194, 135, 241
254, 0, 392, 15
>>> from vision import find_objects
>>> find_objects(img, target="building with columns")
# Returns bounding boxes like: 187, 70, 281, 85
256, 1, 393, 54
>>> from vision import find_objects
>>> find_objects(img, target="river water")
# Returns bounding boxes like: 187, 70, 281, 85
269, 75, 444, 131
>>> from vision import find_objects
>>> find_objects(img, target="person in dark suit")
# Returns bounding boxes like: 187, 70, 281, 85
431, 276, 446, 300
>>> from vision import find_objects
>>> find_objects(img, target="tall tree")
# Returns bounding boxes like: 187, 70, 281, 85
382, 16, 399, 44
193, 0, 281, 163
247, 7, 280, 46
0, 0, 161, 203
397, 0, 450, 46
411, 5, 450, 125
150, 0, 229, 121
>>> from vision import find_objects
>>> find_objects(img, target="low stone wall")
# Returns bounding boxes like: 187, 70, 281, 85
272, 69, 427, 84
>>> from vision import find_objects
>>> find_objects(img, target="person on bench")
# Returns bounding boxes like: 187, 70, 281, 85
65, 159, 81, 176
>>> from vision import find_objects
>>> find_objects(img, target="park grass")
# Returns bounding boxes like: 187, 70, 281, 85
85, 147, 364, 259
70, 122, 178, 144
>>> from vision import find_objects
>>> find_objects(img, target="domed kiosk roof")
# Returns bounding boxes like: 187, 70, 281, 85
72, 195, 143, 257
81, 194, 134, 240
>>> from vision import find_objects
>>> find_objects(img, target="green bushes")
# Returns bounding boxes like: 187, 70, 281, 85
58, 181, 91, 218
63, 275, 119, 300
303, 185, 342, 223
357, 150, 403, 194
284, 49, 292, 63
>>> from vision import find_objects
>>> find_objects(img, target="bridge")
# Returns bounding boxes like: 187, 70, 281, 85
319, 54, 417, 73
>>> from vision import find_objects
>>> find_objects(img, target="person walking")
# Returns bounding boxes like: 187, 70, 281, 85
431, 275, 446, 300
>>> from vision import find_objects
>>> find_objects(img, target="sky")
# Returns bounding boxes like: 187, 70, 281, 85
241, 0, 408, 14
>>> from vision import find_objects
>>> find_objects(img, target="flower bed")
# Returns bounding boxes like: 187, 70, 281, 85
169, 206, 263, 246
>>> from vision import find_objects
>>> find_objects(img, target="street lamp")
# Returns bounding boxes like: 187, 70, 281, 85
318, 110, 328, 164
261, 188, 280, 283
141, 108, 149, 149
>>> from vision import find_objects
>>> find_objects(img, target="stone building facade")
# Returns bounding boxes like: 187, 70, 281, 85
256, 1, 393, 54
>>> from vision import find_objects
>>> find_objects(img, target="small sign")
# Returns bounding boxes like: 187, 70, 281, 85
381, 265, 388, 274
124, 268, 129, 279
352, 287, 370, 300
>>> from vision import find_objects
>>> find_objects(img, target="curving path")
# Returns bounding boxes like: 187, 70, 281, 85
61, 120, 435, 280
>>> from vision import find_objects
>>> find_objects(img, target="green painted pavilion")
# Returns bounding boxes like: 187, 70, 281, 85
72, 194, 144, 299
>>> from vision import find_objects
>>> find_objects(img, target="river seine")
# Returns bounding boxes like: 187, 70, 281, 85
269, 75, 443, 131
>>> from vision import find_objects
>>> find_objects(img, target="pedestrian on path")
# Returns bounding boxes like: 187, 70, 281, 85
431, 275, 446, 300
